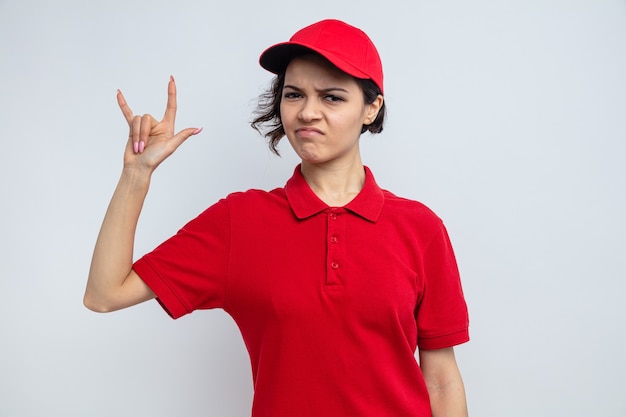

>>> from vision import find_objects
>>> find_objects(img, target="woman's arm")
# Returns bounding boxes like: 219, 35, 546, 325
419, 347, 468, 417
84, 166, 155, 312
84, 77, 201, 312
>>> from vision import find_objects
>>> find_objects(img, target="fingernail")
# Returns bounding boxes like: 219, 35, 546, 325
139, 141, 145, 153
133, 141, 139, 153
192, 127, 203, 135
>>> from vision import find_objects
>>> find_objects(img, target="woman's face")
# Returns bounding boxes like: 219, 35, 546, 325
280, 55, 382, 167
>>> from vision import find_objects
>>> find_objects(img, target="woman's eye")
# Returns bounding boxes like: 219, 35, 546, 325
325, 95, 344, 102
283, 92, 301, 99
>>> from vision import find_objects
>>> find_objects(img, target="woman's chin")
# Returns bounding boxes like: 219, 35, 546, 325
294, 146, 324, 164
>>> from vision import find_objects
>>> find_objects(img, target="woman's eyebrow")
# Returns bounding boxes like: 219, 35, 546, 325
283, 84, 349, 93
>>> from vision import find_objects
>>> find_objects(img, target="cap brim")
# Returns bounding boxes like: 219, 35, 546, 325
259, 43, 313, 74
259, 42, 370, 81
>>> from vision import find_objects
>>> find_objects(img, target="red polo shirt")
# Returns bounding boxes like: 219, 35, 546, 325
133, 165, 469, 417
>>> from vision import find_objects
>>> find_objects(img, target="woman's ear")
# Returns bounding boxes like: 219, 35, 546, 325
364, 95, 384, 125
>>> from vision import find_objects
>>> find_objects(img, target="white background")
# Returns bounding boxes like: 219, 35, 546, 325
1, 0, 625, 416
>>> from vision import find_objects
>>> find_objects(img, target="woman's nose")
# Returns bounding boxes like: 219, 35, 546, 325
298, 98, 322, 122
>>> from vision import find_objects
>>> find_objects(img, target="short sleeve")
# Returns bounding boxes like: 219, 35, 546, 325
416, 222, 469, 349
132, 198, 231, 319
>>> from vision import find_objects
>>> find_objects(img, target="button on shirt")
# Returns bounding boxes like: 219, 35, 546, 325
133, 165, 469, 417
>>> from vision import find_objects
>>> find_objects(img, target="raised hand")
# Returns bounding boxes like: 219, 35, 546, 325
117, 76, 202, 172
85, 76, 202, 312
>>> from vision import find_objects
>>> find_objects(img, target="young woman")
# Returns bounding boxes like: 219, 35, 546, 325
85, 19, 469, 417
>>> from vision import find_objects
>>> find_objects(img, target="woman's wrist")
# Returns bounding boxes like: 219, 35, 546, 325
119, 165, 152, 194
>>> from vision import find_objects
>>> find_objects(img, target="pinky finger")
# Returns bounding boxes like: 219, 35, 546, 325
117, 90, 134, 124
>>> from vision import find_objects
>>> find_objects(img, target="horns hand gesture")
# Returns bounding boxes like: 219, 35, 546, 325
117, 76, 202, 172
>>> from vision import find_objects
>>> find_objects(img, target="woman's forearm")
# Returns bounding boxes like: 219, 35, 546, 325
84, 166, 151, 311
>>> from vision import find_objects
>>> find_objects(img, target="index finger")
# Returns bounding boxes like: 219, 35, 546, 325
117, 90, 134, 125
163, 75, 177, 124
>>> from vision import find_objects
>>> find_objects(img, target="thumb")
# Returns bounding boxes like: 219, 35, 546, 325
171, 127, 203, 148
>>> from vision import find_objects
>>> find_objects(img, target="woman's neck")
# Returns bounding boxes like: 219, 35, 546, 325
300, 157, 365, 207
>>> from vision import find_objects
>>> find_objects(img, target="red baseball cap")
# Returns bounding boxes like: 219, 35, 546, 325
259, 19, 384, 94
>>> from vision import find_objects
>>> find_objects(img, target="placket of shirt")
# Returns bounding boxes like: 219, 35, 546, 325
325, 208, 347, 286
